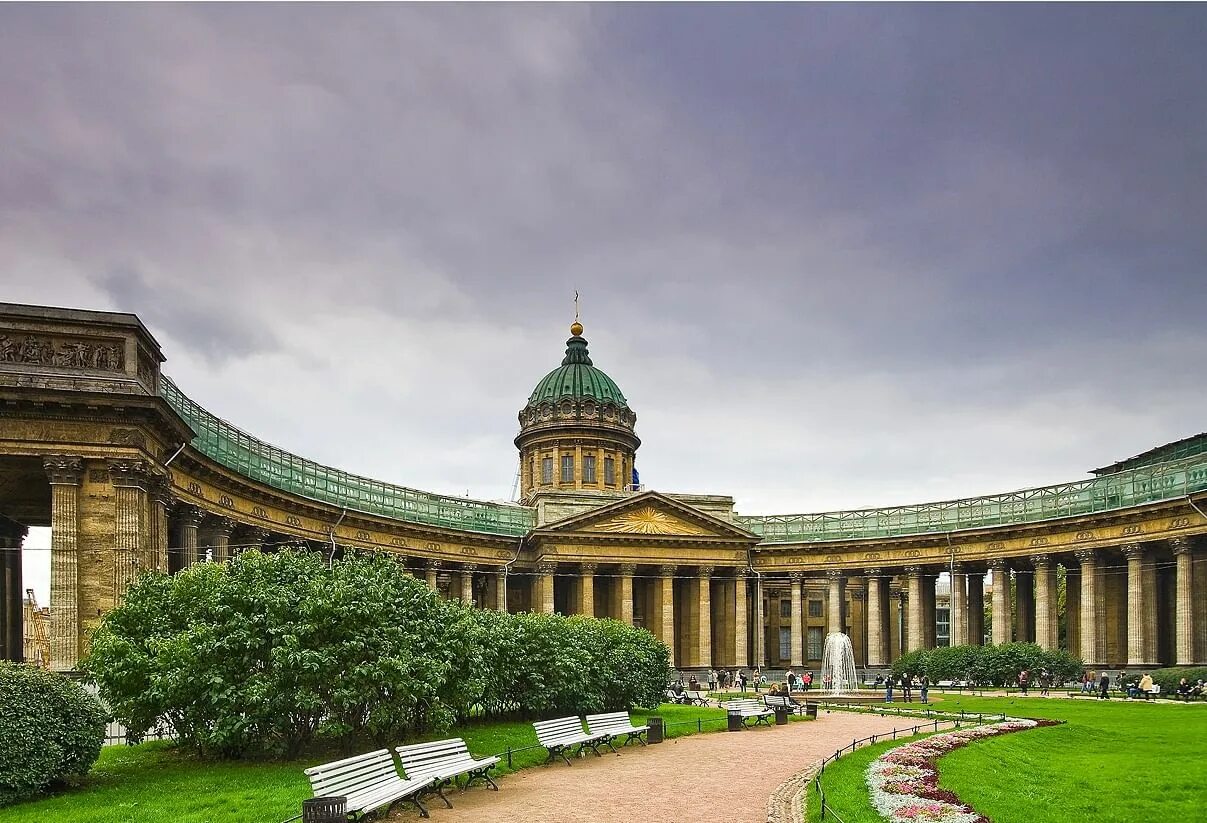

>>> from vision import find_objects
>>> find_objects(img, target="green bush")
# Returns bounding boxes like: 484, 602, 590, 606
1148, 666, 1207, 695
85, 549, 670, 759
0, 663, 108, 806
891, 642, 1082, 686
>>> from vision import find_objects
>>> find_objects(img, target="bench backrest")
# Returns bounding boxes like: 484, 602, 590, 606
722, 699, 764, 712
305, 749, 400, 800
585, 711, 633, 733
395, 738, 472, 780
763, 694, 791, 708
686, 690, 708, 700
533, 716, 586, 744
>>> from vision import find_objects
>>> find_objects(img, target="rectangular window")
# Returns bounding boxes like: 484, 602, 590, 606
604, 456, 615, 485
560, 454, 574, 483
779, 627, 792, 661
807, 626, 824, 660
779, 598, 792, 618
807, 599, 823, 618
936, 607, 951, 648
541, 457, 553, 485
583, 455, 596, 484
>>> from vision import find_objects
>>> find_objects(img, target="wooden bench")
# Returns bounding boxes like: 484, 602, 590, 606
304, 749, 434, 820
395, 737, 500, 809
683, 689, 712, 707
762, 693, 802, 714
586, 711, 649, 748
722, 698, 773, 727
533, 716, 609, 766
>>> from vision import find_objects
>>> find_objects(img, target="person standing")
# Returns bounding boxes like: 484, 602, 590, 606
920, 674, 930, 704
787, 669, 798, 693
1019, 669, 1030, 696
803, 671, 813, 692
754, 668, 763, 693
1098, 671, 1110, 700
885, 673, 895, 703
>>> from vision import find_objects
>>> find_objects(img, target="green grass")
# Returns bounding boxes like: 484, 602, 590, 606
0, 704, 728, 823
807, 696, 1207, 823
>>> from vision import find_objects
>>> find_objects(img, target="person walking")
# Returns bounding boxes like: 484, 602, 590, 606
1098, 671, 1110, 700
902, 673, 914, 703
754, 668, 763, 693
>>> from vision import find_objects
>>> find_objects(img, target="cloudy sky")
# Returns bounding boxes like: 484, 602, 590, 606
4, 5, 1206, 603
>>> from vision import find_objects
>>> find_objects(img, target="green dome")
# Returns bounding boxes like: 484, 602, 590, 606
526, 330, 628, 409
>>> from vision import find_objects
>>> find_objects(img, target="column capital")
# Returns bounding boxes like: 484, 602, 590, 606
535, 561, 557, 575
659, 564, 677, 578
426, 559, 443, 571
1074, 549, 1097, 564
864, 567, 883, 578
1030, 553, 1051, 569
733, 567, 749, 578
150, 475, 176, 508
175, 503, 206, 527
825, 569, 844, 582
1169, 536, 1195, 556
106, 457, 152, 488
697, 565, 714, 578
204, 514, 238, 536
580, 562, 599, 575
460, 563, 478, 573
903, 564, 923, 576
618, 563, 638, 575
789, 571, 804, 582
1121, 542, 1146, 560
43, 455, 84, 485
987, 557, 1010, 572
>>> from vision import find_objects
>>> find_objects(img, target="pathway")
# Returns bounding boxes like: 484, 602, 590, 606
392, 711, 923, 823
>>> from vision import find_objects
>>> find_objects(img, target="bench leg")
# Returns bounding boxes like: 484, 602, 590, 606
464, 767, 499, 791
551, 745, 573, 766
409, 795, 430, 819
433, 781, 453, 809
604, 737, 620, 755
585, 741, 603, 757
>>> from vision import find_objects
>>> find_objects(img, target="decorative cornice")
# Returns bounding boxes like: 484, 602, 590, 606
43, 455, 84, 485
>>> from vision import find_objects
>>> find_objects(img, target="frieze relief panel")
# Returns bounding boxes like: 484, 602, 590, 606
0, 333, 124, 371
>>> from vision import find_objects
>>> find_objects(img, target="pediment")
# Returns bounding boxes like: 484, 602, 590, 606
538, 491, 758, 542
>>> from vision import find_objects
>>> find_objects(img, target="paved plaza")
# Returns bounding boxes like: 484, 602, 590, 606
391, 712, 920, 823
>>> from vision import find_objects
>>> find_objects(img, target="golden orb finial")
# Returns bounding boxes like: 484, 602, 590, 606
570, 321, 584, 336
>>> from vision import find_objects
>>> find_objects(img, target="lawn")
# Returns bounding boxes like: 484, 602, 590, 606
0, 704, 727, 823
807, 696, 1207, 823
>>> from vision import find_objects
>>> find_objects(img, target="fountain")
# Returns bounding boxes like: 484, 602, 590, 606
814, 632, 883, 703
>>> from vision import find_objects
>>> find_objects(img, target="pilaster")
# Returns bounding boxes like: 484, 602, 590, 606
656, 565, 676, 664
789, 572, 804, 667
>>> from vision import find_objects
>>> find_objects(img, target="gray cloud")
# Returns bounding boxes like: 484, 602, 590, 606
1, 2, 1204, 535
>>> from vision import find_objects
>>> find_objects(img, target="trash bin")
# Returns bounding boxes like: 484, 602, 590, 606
804, 703, 818, 719
647, 716, 664, 744
302, 797, 347, 823
774, 706, 789, 726
727, 710, 744, 732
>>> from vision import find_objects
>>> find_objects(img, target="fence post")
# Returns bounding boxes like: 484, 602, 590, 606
506, 747, 512, 769
697, 718, 702, 733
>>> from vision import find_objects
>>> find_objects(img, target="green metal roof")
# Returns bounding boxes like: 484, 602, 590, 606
525, 332, 628, 409
161, 377, 535, 537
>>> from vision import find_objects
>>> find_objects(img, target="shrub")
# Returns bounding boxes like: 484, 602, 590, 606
891, 643, 1082, 686
85, 549, 670, 759
0, 663, 108, 806
1148, 666, 1207, 695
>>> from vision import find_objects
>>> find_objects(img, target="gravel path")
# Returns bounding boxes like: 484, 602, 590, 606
390, 711, 921, 823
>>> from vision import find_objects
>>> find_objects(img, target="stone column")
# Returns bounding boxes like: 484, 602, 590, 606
534, 562, 556, 613
752, 572, 766, 668
174, 503, 205, 569
789, 572, 804, 667
866, 571, 886, 665
494, 568, 509, 612
988, 559, 1012, 645
734, 570, 748, 669
44, 456, 83, 671
826, 570, 845, 635
966, 570, 985, 646
922, 573, 938, 648
205, 516, 237, 565
460, 564, 476, 605
1014, 569, 1035, 644
616, 564, 636, 625
0, 524, 27, 662
656, 566, 677, 662
1123, 544, 1148, 666
1076, 550, 1099, 665
695, 566, 713, 668
1032, 555, 1058, 651
109, 458, 152, 599
425, 560, 441, 590
949, 565, 968, 647
904, 566, 924, 651
1172, 538, 1196, 665
147, 476, 172, 573
1064, 563, 1080, 654
578, 563, 597, 616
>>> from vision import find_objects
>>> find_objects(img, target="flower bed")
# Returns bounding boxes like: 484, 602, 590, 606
866, 718, 1056, 823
